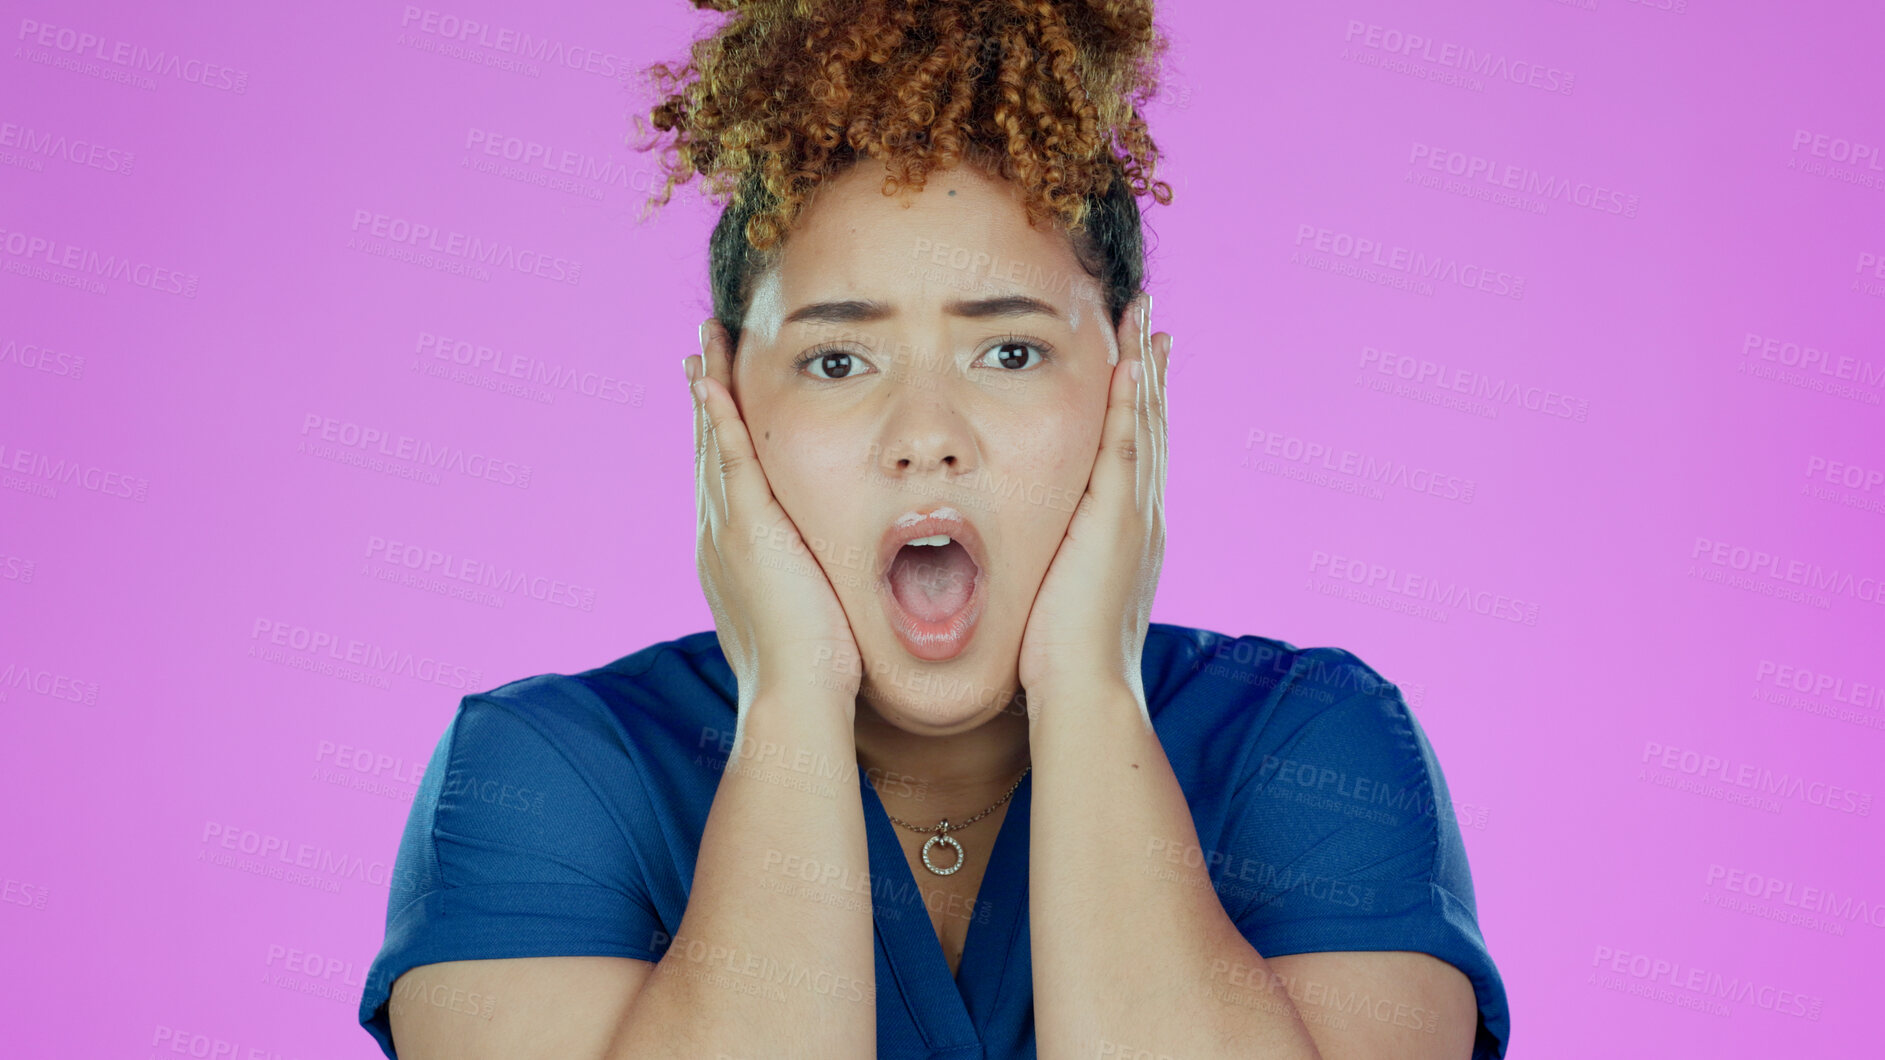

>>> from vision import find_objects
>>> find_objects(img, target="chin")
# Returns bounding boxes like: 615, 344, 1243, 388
854, 640, 1020, 734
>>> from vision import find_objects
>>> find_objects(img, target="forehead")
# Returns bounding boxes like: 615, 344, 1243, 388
744, 163, 1101, 340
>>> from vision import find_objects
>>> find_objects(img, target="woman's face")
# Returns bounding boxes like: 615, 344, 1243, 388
731, 160, 1120, 734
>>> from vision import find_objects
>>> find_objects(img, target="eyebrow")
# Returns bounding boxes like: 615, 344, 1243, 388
781, 294, 1063, 327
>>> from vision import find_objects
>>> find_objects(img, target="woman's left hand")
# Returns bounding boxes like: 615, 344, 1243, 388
1017, 292, 1171, 709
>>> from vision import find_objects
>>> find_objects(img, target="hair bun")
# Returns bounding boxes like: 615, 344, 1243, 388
637, 0, 1173, 253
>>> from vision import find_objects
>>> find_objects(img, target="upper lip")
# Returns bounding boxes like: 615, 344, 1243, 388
877, 505, 987, 586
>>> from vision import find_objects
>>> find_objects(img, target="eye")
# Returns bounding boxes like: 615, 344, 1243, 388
793, 347, 878, 381
974, 336, 1054, 372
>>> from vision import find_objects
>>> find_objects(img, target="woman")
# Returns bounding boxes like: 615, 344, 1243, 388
359, 1, 1509, 1057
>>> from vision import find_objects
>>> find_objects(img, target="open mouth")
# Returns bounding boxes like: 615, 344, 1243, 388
878, 506, 986, 662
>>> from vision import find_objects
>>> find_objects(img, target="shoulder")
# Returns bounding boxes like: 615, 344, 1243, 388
1145, 621, 1458, 904
1147, 622, 1402, 702
1145, 622, 1412, 759
380, 631, 734, 923
359, 641, 726, 1055
1150, 625, 1508, 1056
451, 629, 736, 774
408, 629, 735, 880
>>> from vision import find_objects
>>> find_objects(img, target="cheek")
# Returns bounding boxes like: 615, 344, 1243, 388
755, 421, 872, 543
990, 402, 1102, 529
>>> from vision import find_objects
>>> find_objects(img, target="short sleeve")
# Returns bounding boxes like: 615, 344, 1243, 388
357, 691, 666, 1058
1216, 651, 1510, 1058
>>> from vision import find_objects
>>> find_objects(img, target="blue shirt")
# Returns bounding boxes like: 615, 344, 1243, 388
359, 623, 1510, 1058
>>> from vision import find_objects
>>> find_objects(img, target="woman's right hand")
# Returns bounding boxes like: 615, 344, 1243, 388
688, 319, 864, 715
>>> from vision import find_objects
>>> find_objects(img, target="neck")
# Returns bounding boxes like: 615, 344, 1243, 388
853, 692, 1032, 822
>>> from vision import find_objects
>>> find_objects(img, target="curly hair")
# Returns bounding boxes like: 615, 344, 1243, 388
630, 0, 1175, 349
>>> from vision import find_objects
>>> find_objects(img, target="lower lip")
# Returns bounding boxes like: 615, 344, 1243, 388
880, 562, 985, 662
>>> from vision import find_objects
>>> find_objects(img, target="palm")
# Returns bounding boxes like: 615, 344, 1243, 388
1017, 298, 1169, 701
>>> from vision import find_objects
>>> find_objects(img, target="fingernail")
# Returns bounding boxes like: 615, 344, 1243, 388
681, 355, 694, 383
698, 320, 710, 354
1129, 360, 1143, 382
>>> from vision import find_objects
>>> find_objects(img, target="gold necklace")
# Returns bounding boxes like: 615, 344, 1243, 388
883, 766, 1030, 876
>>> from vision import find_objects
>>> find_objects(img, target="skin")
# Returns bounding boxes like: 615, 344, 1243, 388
723, 160, 1154, 967
732, 161, 1115, 755
723, 158, 1478, 1056
388, 156, 1479, 1059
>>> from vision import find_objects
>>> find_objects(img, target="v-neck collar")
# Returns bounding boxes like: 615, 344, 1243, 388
860, 765, 1032, 1054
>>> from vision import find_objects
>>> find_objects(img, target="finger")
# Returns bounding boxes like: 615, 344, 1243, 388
1091, 293, 1150, 510
698, 318, 752, 526
1136, 294, 1154, 503
689, 325, 707, 430
701, 317, 736, 405
689, 326, 711, 522
1151, 331, 1171, 506
695, 355, 767, 527
1130, 293, 1154, 506
1147, 327, 1168, 403
1145, 328, 1167, 473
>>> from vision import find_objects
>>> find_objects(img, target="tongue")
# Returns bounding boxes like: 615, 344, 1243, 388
888, 541, 977, 622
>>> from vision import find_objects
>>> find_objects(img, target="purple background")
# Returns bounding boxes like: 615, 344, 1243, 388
5, 1, 1882, 1056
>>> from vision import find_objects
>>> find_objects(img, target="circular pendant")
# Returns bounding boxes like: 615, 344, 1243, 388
921, 833, 964, 876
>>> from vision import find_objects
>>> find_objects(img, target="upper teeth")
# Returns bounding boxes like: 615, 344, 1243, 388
907, 534, 952, 547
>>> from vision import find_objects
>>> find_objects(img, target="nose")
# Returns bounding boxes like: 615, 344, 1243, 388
871, 394, 978, 479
